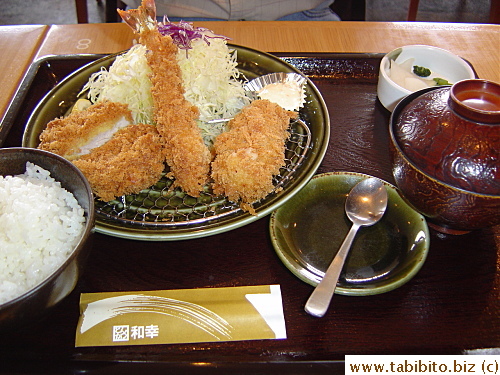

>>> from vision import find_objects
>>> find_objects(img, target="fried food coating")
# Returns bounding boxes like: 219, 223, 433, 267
211, 99, 297, 212
119, 0, 212, 197
141, 28, 211, 197
39, 101, 133, 160
38, 101, 165, 201
72, 123, 165, 201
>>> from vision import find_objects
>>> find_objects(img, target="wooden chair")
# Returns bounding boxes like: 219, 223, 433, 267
75, 0, 125, 23
75, 0, 89, 23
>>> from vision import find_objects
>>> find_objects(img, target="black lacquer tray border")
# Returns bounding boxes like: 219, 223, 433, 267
0, 54, 106, 146
0, 51, 477, 146
0, 52, 385, 147
0, 53, 496, 374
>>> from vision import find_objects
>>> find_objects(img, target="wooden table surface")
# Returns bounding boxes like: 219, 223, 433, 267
0, 21, 499, 373
0, 25, 47, 124
34, 21, 499, 80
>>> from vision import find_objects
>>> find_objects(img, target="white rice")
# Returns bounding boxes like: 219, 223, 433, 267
0, 162, 86, 305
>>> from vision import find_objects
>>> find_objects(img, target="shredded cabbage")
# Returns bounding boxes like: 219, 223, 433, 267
80, 28, 251, 147
81, 44, 154, 125
177, 38, 251, 144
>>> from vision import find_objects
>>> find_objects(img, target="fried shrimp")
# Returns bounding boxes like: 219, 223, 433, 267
39, 101, 133, 160
211, 99, 297, 212
119, 0, 211, 197
73, 123, 165, 201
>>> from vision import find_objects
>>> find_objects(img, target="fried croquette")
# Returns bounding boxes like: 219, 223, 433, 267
38, 101, 133, 160
119, 0, 212, 198
72, 123, 165, 201
211, 99, 297, 212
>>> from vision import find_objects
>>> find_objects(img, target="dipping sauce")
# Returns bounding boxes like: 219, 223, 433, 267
269, 173, 430, 295
257, 81, 305, 111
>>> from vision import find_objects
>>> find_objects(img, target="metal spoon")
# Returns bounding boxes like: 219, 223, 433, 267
304, 177, 388, 317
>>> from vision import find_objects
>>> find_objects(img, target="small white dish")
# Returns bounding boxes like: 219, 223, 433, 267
377, 45, 476, 112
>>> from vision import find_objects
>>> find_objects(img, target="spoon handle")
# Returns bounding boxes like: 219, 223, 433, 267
305, 223, 360, 317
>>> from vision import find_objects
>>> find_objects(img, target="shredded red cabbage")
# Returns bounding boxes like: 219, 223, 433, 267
158, 18, 229, 51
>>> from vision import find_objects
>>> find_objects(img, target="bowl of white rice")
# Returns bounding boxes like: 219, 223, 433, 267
0, 147, 95, 330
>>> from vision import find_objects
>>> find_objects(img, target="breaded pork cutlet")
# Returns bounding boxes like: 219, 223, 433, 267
211, 99, 297, 213
38, 100, 165, 201
72, 123, 165, 201
39, 101, 133, 160
119, 0, 212, 198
